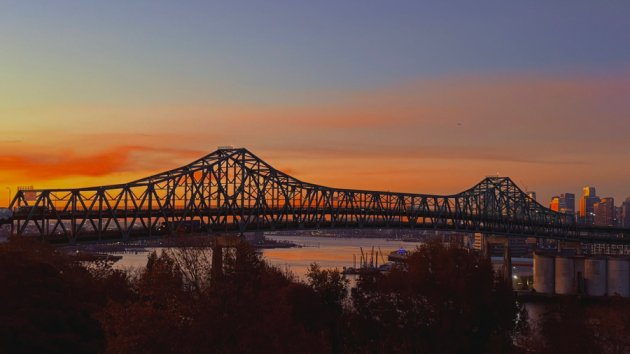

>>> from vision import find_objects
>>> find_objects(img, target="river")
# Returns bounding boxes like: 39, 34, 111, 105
112, 235, 424, 280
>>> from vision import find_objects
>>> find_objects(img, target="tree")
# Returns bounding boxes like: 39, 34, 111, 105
346, 240, 522, 354
0, 237, 106, 353
306, 263, 349, 311
519, 298, 630, 354
306, 263, 349, 353
99, 250, 192, 354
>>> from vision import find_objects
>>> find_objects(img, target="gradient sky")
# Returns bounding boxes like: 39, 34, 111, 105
1, 1, 629, 207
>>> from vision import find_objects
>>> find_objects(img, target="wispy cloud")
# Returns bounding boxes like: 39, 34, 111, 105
1, 71, 629, 201
0, 145, 203, 182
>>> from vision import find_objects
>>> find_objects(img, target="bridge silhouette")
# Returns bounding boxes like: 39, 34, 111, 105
4, 148, 630, 245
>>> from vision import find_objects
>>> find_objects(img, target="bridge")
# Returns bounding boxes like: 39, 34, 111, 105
3, 148, 629, 245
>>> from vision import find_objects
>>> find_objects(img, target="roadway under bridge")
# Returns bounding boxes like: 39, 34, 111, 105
3, 148, 629, 245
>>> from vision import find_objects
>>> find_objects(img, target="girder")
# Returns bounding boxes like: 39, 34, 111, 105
6, 148, 630, 244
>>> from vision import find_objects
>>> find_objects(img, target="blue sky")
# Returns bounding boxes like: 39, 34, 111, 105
3, 1, 629, 104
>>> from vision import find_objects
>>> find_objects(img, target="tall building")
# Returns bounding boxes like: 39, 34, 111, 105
622, 197, 630, 228
559, 193, 575, 214
550, 196, 560, 212
551, 193, 576, 214
594, 197, 615, 226
579, 187, 599, 225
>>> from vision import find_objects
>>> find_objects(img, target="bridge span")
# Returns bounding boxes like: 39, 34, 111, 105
3, 148, 629, 245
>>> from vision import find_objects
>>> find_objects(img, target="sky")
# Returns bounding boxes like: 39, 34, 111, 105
1, 1, 630, 207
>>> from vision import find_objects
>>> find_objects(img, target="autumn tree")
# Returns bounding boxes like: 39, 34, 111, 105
0, 237, 108, 353
346, 240, 522, 354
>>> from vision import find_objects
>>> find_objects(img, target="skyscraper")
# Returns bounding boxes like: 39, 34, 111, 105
579, 187, 599, 224
550, 193, 575, 212
594, 197, 615, 226
559, 193, 575, 214
527, 191, 537, 201
622, 197, 630, 228
550, 196, 560, 212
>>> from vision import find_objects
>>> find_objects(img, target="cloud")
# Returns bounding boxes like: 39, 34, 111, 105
258, 144, 588, 165
0, 145, 203, 182
153, 70, 629, 168
1, 71, 629, 201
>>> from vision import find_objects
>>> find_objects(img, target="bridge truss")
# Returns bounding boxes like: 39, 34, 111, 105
6, 148, 630, 244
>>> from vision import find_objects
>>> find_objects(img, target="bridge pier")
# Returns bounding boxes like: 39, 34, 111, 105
211, 244, 224, 281
210, 235, 241, 282
482, 235, 513, 286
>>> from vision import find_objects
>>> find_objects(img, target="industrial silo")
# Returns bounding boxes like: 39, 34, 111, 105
573, 256, 585, 294
534, 253, 555, 294
585, 257, 607, 296
555, 256, 575, 295
606, 257, 629, 298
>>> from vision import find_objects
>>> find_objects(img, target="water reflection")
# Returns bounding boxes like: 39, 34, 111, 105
264, 235, 421, 278
113, 235, 424, 280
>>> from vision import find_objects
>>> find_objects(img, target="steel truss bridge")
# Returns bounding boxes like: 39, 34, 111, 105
3, 148, 629, 245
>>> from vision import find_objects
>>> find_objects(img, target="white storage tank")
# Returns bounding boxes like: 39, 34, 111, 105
607, 257, 629, 298
585, 257, 607, 296
555, 256, 575, 295
534, 253, 555, 294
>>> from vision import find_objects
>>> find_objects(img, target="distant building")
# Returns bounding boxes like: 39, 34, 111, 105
579, 187, 599, 225
550, 193, 575, 215
550, 196, 560, 212
615, 206, 623, 227
527, 191, 537, 201
559, 193, 575, 214
622, 197, 630, 228
594, 197, 615, 226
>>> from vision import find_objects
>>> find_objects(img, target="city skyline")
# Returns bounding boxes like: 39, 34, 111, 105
2, 1, 630, 206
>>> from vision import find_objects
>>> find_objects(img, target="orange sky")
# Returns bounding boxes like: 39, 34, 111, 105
2, 72, 629, 207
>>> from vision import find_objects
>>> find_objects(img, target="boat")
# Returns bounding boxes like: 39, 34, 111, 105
388, 248, 410, 263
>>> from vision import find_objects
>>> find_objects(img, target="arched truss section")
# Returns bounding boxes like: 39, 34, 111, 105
7, 148, 629, 244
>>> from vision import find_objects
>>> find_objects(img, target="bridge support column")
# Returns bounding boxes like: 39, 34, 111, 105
480, 234, 492, 260
211, 244, 223, 281
503, 242, 512, 285
211, 235, 241, 283
486, 235, 512, 288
